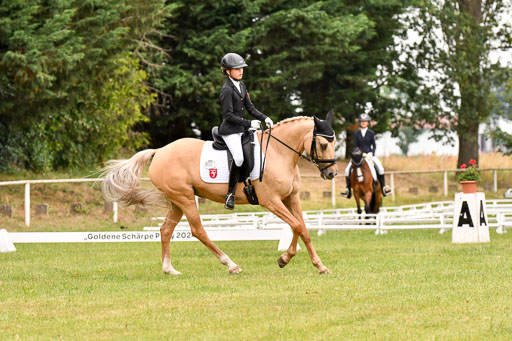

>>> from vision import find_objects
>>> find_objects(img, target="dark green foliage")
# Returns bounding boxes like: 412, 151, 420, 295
0, 0, 167, 171
397, 126, 422, 156
143, 0, 415, 153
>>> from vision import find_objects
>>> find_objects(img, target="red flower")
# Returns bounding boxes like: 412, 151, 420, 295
469, 159, 476, 165
460, 164, 467, 169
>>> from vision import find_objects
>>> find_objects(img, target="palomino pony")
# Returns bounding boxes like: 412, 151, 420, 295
349, 148, 382, 215
102, 112, 338, 275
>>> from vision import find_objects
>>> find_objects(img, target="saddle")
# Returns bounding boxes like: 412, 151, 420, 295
349, 149, 378, 189
211, 127, 257, 182
211, 126, 259, 204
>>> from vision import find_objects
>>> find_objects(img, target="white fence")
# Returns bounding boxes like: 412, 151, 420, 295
1, 168, 512, 227
144, 199, 512, 236
7, 199, 511, 250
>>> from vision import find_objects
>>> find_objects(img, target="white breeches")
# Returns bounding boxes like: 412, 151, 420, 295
345, 156, 385, 176
372, 156, 384, 175
222, 133, 244, 167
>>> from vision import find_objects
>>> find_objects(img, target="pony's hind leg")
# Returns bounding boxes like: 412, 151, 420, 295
178, 197, 242, 274
161, 204, 183, 274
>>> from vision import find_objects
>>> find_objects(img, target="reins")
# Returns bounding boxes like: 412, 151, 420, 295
258, 124, 336, 181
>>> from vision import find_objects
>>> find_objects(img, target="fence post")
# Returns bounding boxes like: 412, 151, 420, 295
24, 182, 30, 227
113, 202, 118, 223
390, 173, 395, 202
331, 178, 336, 207
494, 169, 498, 193
444, 171, 448, 197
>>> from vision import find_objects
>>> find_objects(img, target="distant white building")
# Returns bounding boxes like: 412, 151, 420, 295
376, 130, 457, 156
375, 119, 512, 156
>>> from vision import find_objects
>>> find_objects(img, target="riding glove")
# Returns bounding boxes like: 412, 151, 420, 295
251, 120, 261, 129
265, 117, 274, 128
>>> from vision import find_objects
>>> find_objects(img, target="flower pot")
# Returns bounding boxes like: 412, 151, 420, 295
460, 180, 477, 194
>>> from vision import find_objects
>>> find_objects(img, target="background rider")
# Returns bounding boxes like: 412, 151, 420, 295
341, 113, 392, 199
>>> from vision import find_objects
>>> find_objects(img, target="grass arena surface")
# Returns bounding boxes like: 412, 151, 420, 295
2, 230, 512, 339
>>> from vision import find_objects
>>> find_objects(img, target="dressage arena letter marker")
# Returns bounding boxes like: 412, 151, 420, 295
452, 192, 490, 243
457, 201, 474, 227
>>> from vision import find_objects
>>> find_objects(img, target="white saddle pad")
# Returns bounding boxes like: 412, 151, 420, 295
200, 134, 264, 183
365, 158, 377, 181
352, 159, 377, 181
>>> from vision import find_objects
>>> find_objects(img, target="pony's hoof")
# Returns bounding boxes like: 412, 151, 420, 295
229, 266, 243, 274
277, 256, 288, 268
319, 268, 331, 275
163, 269, 182, 275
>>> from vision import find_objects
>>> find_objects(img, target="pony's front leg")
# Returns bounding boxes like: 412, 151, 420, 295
161, 204, 183, 275
276, 195, 304, 268
353, 195, 363, 224
363, 192, 372, 216
266, 198, 329, 274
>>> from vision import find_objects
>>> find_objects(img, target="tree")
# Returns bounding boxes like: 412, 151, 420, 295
490, 75, 512, 154
397, 126, 422, 155
406, 0, 512, 166
143, 0, 416, 155
0, 0, 168, 171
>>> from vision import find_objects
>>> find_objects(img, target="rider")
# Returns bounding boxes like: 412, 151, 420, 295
340, 113, 392, 198
219, 52, 273, 210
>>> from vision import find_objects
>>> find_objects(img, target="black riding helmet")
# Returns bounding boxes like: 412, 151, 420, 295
220, 53, 248, 75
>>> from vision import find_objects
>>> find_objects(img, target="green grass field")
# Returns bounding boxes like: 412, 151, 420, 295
2, 230, 512, 340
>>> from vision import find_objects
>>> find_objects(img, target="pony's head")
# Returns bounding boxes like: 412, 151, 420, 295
351, 147, 363, 166
306, 109, 338, 180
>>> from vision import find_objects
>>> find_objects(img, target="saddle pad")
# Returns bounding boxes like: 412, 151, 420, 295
365, 159, 377, 181
200, 135, 264, 183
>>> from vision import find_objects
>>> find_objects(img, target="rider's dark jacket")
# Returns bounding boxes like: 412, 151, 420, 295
219, 77, 267, 135
354, 128, 376, 154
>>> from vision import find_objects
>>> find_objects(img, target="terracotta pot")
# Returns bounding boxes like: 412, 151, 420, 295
460, 180, 477, 194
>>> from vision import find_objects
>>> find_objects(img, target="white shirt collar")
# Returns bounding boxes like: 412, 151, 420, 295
360, 127, 368, 137
230, 77, 241, 93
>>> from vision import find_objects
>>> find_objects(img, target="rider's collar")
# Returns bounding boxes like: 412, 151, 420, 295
229, 77, 241, 93
360, 127, 368, 137
229, 77, 241, 84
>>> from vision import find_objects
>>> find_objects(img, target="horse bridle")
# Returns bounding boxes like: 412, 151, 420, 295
259, 125, 337, 181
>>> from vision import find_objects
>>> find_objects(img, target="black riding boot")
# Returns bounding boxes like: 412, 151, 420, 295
341, 176, 352, 199
225, 162, 241, 210
378, 174, 391, 196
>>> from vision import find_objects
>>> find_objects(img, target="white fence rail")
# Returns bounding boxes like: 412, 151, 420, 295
144, 199, 512, 235
1, 168, 512, 227
7, 200, 511, 249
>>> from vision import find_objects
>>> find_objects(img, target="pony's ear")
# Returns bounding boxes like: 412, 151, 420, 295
313, 115, 322, 125
326, 109, 334, 124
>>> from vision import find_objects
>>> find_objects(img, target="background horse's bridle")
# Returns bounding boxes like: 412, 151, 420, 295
258, 125, 337, 181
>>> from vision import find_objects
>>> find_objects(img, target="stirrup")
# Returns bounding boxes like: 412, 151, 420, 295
340, 188, 351, 199
225, 193, 235, 210
382, 186, 392, 196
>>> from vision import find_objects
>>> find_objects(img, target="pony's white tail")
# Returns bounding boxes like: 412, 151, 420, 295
102, 149, 167, 207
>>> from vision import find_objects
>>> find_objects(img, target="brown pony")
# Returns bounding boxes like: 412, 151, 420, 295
349, 149, 382, 215
102, 113, 337, 275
